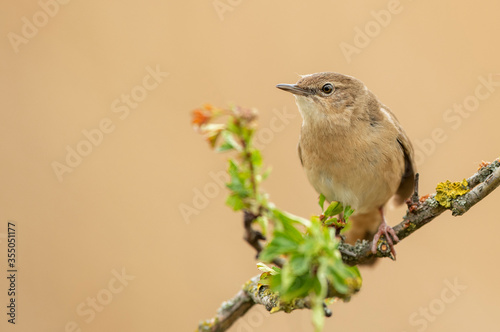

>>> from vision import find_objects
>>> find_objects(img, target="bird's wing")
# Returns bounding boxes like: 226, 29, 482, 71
382, 106, 416, 206
393, 128, 416, 205
298, 142, 304, 166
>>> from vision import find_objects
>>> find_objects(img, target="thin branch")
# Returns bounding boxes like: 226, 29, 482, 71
340, 159, 500, 265
198, 274, 343, 332
243, 210, 285, 268
198, 159, 500, 332
243, 211, 265, 253
198, 288, 254, 332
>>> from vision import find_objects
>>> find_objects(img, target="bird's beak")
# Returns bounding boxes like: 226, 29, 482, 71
276, 84, 312, 96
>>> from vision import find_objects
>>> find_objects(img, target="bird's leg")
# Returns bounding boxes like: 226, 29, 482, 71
371, 208, 399, 258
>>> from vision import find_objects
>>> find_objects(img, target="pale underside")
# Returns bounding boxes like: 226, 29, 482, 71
296, 95, 408, 215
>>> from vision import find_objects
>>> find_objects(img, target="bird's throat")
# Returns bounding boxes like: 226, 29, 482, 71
296, 96, 354, 137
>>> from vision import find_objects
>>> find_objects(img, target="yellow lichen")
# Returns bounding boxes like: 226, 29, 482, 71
435, 179, 469, 208
345, 275, 363, 292
198, 318, 217, 331
269, 306, 281, 314
242, 280, 253, 290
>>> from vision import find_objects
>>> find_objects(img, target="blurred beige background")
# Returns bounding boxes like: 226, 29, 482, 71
1, 1, 499, 331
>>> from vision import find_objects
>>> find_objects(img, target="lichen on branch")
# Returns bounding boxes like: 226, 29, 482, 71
435, 179, 469, 208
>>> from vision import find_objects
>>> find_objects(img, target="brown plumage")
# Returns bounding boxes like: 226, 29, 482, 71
277, 72, 415, 258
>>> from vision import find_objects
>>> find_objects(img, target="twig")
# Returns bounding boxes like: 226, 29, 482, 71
340, 159, 500, 265
198, 159, 500, 331
198, 288, 254, 332
243, 211, 265, 254
243, 210, 285, 268
198, 274, 351, 332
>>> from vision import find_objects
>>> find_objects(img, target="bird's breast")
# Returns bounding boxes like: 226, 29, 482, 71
299, 123, 404, 213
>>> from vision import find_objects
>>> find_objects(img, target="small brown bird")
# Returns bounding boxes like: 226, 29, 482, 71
277, 72, 415, 258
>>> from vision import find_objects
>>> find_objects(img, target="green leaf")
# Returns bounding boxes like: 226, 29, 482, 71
343, 205, 354, 220
226, 193, 244, 211
329, 268, 350, 294
268, 270, 282, 289
327, 259, 361, 295
324, 201, 343, 217
250, 149, 263, 168
270, 231, 300, 249
227, 159, 240, 183
349, 265, 361, 280
280, 263, 294, 291
259, 231, 299, 262
316, 260, 329, 297
311, 296, 325, 332
323, 217, 337, 227
241, 127, 254, 145
221, 131, 242, 152
289, 253, 310, 275
272, 207, 311, 228
259, 272, 271, 284
318, 194, 326, 211
331, 258, 353, 279
257, 262, 280, 275
262, 166, 272, 180
258, 246, 281, 263
256, 215, 268, 237
226, 160, 251, 197
280, 273, 315, 300
340, 219, 352, 234
226, 118, 239, 134
216, 141, 234, 152
280, 219, 304, 245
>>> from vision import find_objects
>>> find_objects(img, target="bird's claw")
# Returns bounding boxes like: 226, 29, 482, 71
371, 222, 399, 259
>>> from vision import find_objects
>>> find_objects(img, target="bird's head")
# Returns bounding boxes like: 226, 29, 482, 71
277, 72, 377, 127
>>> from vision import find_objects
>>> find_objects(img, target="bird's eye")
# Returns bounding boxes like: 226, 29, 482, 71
321, 83, 334, 95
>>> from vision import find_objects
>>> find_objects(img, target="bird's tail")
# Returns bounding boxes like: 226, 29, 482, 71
343, 210, 382, 266
343, 210, 381, 244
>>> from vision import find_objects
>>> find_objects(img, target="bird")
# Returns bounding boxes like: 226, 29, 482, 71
276, 72, 415, 258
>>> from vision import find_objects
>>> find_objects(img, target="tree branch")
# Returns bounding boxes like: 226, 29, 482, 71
243, 210, 286, 268
340, 159, 500, 265
198, 288, 255, 332
194, 105, 499, 331
198, 159, 500, 332
243, 211, 265, 254
198, 274, 341, 332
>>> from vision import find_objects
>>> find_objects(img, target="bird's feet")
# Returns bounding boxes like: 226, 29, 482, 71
371, 220, 399, 259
